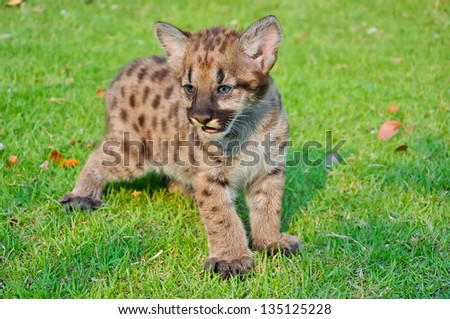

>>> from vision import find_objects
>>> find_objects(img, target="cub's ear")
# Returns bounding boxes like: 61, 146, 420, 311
239, 15, 282, 74
154, 22, 190, 68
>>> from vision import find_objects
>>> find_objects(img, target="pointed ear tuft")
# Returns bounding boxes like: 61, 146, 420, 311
154, 22, 190, 68
239, 16, 282, 74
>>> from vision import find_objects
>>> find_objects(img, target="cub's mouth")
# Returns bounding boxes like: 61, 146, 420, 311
189, 116, 229, 135
201, 126, 226, 134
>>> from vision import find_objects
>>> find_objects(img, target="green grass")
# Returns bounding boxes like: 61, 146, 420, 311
1, 0, 448, 298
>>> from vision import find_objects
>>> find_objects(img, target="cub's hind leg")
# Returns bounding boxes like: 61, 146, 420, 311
60, 135, 149, 211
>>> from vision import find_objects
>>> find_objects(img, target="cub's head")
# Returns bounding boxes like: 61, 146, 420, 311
155, 16, 282, 139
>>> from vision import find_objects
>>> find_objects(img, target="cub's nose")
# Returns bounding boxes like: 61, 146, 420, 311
193, 113, 212, 126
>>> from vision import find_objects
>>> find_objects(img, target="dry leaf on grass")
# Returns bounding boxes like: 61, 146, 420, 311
378, 120, 402, 140
0, 34, 12, 40
395, 145, 408, 152
5, 0, 22, 7
60, 65, 68, 76
60, 159, 80, 168
7, 155, 18, 167
70, 138, 80, 145
96, 89, 106, 98
132, 190, 142, 198
85, 141, 96, 148
49, 150, 64, 163
391, 57, 403, 64
49, 97, 66, 104
49, 150, 79, 167
387, 105, 400, 113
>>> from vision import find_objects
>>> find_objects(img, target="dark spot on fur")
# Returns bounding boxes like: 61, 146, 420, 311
188, 68, 192, 83
198, 200, 204, 208
132, 123, 140, 132
219, 39, 228, 54
138, 114, 145, 127
161, 119, 167, 132
268, 167, 284, 176
217, 68, 225, 84
137, 67, 148, 81
193, 40, 200, 52
120, 87, 126, 98
129, 94, 136, 108
211, 27, 221, 36
202, 189, 212, 197
204, 37, 214, 50
207, 175, 229, 188
142, 86, 150, 104
164, 86, 173, 99
126, 61, 140, 76
120, 109, 128, 122
211, 206, 219, 212
153, 56, 166, 64
152, 94, 161, 109
151, 69, 169, 81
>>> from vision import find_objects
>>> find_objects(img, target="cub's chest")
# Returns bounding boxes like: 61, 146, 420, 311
224, 137, 286, 186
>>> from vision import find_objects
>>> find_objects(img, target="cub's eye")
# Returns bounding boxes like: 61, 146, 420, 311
183, 84, 196, 94
217, 85, 232, 94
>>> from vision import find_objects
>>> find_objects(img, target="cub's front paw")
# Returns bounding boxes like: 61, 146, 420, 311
252, 233, 301, 255
59, 193, 102, 211
205, 255, 254, 279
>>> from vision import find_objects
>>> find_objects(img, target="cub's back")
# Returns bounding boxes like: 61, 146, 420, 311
105, 56, 189, 143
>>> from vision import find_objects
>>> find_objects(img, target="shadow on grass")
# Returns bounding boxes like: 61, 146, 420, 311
379, 135, 450, 194
104, 172, 164, 196
281, 163, 328, 230
103, 147, 333, 233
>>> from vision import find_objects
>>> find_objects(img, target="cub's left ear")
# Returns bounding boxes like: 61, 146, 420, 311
239, 15, 282, 74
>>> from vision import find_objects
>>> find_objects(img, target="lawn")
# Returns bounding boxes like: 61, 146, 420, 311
0, 0, 448, 298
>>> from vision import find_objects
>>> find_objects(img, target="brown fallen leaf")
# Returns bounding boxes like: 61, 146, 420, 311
50, 150, 64, 163
70, 138, 80, 145
132, 190, 142, 198
40, 160, 49, 170
378, 120, 402, 140
387, 105, 400, 113
96, 88, 106, 98
395, 145, 408, 152
5, 0, 22, 7
60, 159, 80, 168
7, 155, 18, 167
391, 57, 403, 64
